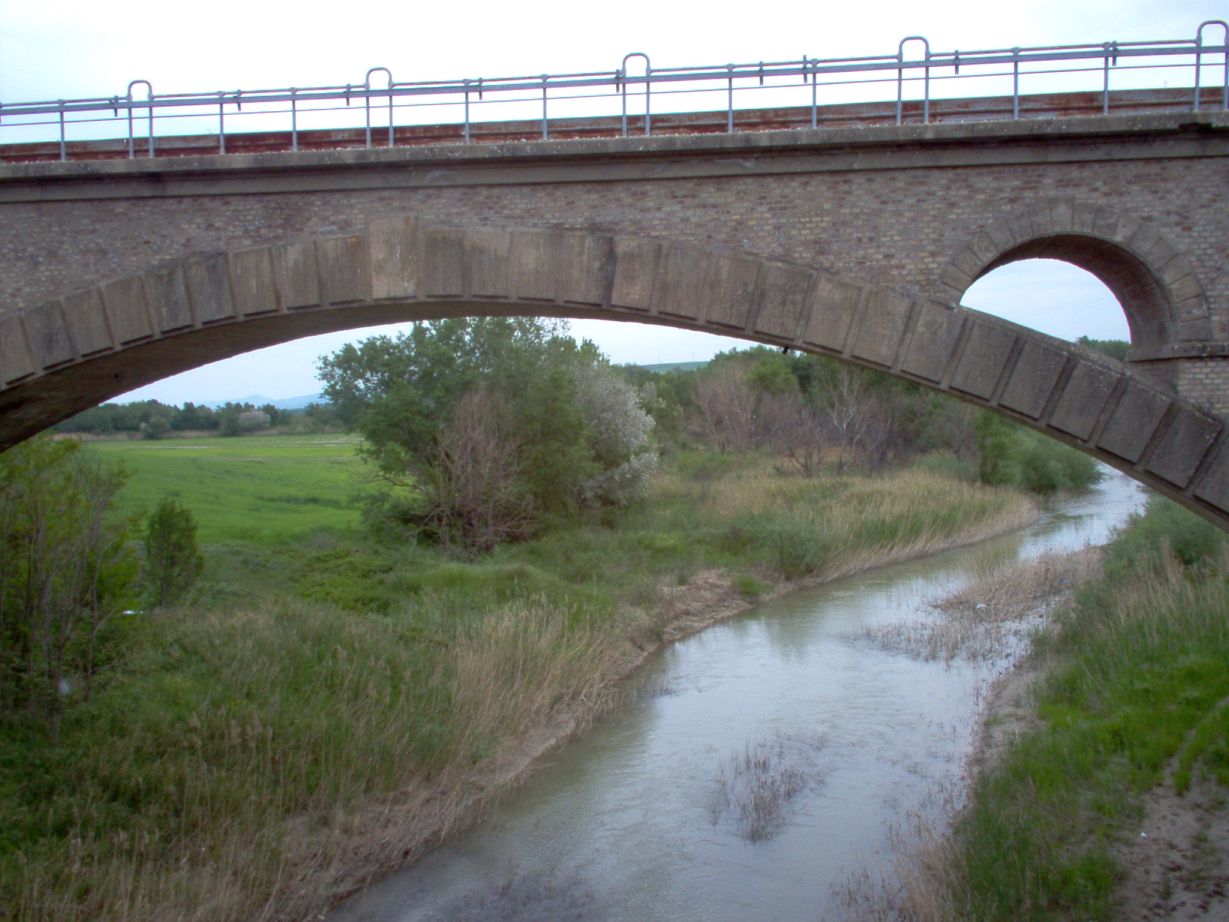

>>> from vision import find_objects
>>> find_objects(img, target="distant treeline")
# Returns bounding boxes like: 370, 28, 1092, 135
54, 399, 340, 438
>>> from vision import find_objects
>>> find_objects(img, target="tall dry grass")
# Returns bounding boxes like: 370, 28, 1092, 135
864, 547, 1103, 664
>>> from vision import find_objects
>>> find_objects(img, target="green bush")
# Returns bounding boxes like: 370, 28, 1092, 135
976, 412, 1100, 494
142, 498, 204, 608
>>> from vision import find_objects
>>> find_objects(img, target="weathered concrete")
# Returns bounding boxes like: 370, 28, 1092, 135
1, 111, 1227, 526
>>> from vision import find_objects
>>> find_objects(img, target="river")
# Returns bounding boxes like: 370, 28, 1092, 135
331, 472, 1147, 922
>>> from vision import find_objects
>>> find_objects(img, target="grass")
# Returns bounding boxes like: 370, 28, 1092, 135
893, 499, 1229, 921
709, 736, 813, 843
0, 441, 1044, 922
83, 434, 375, 544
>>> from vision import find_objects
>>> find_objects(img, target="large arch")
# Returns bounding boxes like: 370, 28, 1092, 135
936, 200, 1212, 358
1, 215, 1226, 529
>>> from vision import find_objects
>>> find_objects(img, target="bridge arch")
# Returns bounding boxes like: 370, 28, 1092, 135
1, 214, 1226, 529
937, 201, 1210, 358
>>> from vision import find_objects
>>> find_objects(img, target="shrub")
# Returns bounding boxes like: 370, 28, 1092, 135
143, 497, 204, 607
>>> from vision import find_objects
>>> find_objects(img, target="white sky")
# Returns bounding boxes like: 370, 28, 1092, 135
2, 0, 1222, 403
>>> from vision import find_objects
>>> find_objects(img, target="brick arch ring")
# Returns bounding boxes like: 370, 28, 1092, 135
934, 200, 1210, 359
1, 213, 1227, 528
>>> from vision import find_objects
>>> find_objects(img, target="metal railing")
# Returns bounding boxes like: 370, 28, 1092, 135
1, 22, 1225, 162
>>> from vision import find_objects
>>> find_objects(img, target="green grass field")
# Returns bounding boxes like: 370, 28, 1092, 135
84, 434, 375, 545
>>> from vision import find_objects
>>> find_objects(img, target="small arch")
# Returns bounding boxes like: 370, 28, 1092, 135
937, 201, 1210, 357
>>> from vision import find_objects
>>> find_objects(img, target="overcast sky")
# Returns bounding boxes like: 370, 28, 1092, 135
3, 0, 1222, 403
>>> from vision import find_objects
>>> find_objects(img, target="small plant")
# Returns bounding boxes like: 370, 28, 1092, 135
710, 737, 808, 842
143, 497, 204, 607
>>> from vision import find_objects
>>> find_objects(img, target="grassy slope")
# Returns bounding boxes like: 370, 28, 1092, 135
2, 438, 1039, 922
938, 500, 1229, 921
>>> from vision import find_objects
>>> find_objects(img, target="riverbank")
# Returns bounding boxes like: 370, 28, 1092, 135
875, 498, 1229, 921
0, 455, 1039, 922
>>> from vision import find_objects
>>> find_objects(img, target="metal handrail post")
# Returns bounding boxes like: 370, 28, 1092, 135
290, 89, 298, 152
1102, 41, 1118, 114
1194, 20, 1229, 111
726, 65, 735, 132
365, 67, 394, 148
807, 57, 818, 128
1012, 48, 1021, 118
463, 80, 471, 143
541, 75, 549, 140
125, 80, 153, 159
217, 92, 226, 154
620, 53, 651, 137
58, 104, 66, 162
896, 37, 930, 124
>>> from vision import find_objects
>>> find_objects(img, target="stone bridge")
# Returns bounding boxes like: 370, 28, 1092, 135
0, 109, 1227, 527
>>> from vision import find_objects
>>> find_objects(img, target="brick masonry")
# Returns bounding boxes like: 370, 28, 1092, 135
0, 113, 1226, 526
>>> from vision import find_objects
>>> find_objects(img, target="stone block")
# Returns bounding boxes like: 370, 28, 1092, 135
802, 273, 862, 353
949, 247, 984, 279
101, 276, 153, 345
1145, 407, 1222, 488
422, 228, 466, 298
274, 240, 321, 310
851, 289, 912, 368
1098, 380, 1169, 463
1175, 295, 1208, 324
228, 247, 279, 316
1000, 339, 1065, 419
464, 228, 512, 299
752, 263, 814, 341
1070, 201, 1099, 234
1167, 273, 1204, 306
1050, 359, 1117, 440
652, 243, 710, 320
967, 232, 1000, 265
559, 232, 612, 306
185, 254, 236, 324
1193, 443, 1229, 515
62, 289, 112, 356
367, 215, 419, 300
610, 237, 661, 312
901, 302, 962, 383
510, 229, 561, 302
24, 301, 75, 369
950, 320, 1014, 400
1048, 198, 1074, 231
937, 264, 973, 298
144, 265, 194, 333
0, 315, 34, 384
705, 253, 760, 330
317, 235, 369, 306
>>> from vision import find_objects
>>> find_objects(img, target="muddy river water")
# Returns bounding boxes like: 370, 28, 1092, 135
332, 472, 1147, 922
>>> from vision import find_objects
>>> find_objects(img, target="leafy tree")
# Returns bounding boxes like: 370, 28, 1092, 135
319, 318, 657, 549
0, 437, 135, 721
142, 497, 204, 608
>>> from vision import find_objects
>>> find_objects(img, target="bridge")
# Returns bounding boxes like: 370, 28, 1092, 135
1, 29, 1228, 529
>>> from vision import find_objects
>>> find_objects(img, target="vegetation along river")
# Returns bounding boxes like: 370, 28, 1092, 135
331, 471, 1146, 922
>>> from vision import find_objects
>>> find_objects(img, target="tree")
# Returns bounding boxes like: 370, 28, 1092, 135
318, 318, 658, 549
142, 497, 204, 608
0, 437, 135, 722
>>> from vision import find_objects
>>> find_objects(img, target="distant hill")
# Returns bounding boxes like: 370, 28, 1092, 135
213, 393, 325, 411
637, 361, 708, 374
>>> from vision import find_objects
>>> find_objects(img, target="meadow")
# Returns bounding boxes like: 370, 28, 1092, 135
85, 435, 375, 544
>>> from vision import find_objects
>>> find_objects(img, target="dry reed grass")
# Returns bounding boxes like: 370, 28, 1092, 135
864, 547, 1102, 664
